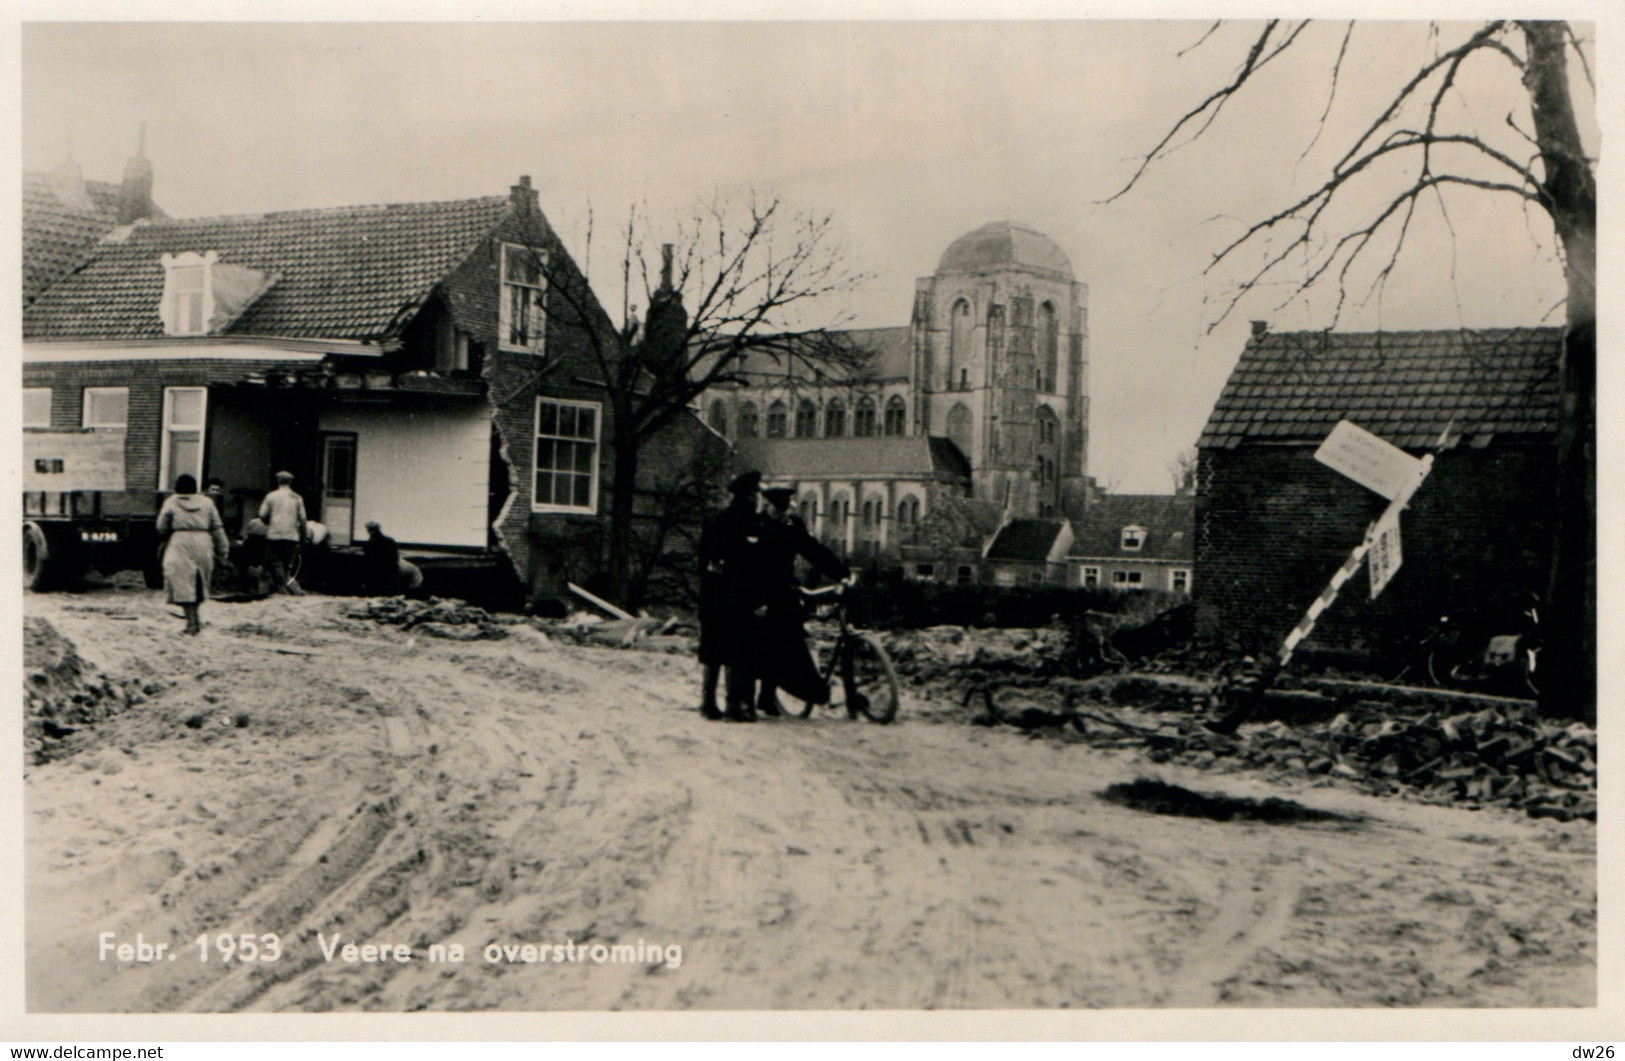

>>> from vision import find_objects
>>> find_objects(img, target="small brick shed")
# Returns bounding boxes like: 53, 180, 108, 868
1194, 325, 1563, 661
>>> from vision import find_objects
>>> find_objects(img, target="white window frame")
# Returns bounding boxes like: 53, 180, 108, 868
23, 388, 52, 429
82, 386, 130, 430
1121, 524, 1146, 551
159, 386, 208, 489
532, 397, 600, 514
914, 563, 935, 581
1081, 565, 1100, 588
499, 242, 548, 354
1112, 569, 1144, 589
1171, 568, 1192, 593
160, 251, 217, 337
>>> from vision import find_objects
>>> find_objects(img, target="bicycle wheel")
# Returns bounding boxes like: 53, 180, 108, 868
842, 633, 900, 724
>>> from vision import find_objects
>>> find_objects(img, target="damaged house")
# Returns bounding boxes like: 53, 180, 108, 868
22, 173, 714, 605
1194, 324, 1563, 662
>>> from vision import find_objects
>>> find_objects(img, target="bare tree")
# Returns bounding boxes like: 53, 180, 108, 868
1112, 21, 1595, 721
528, 194, 873, 607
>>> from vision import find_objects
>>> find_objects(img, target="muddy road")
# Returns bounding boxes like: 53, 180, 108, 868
23, 589, 1595, 1011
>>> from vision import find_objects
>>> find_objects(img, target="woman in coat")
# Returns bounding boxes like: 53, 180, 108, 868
156, 474, 231, 635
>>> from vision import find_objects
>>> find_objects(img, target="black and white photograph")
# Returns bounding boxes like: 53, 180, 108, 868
6, 5, 1615, 1040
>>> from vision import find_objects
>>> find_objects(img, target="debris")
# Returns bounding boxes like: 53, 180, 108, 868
347, 597, 510, 641
567, 581, 634, 621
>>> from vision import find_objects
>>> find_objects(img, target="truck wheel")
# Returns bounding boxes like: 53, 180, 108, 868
23, 522, 50, 591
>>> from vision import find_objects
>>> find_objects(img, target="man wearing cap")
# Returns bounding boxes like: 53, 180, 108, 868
748, 484, 850, 716
696, 470, 763, 721
258, 471, 308, 595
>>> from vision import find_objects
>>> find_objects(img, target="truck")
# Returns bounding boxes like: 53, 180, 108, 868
23, 429, 167, 591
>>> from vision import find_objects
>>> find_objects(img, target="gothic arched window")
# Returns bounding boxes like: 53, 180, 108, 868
709, 399, 728, 436
949, 298, 974, 388
1040, 301, 1059, 394
737, 401, 759, 438
854, 397, 877, 438
795, 399, 818, 438
766, 400, 788, 439
824, 398, 846, 437
946, 402, 972, 458
884, 395, 907, 436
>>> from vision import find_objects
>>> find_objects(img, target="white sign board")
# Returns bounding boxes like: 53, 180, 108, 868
1367, 510, 1403, 598
1314, 419, 1424, 501
23, 432, 128, 492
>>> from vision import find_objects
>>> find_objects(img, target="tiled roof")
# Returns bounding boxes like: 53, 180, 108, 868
985, 518, 1069, 563
1068, 494, 1194, 562
737, 435, 971, 481
1198, 327, 1563, 450
23, 195, 511, 341
23, 171, 169, 303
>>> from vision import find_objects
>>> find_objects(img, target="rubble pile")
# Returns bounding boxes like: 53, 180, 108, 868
880, 625, 1072, 686
347, 597, 513, 641
24, 617, 159, 763
972, 683, 1595, 822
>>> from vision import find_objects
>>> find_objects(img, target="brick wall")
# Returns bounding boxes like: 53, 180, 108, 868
22, 357, 315, 515
1195, 442, 1556, 660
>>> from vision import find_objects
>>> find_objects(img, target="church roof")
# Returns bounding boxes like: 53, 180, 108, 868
936, 221, 1073, 280
736, 435, 970, 483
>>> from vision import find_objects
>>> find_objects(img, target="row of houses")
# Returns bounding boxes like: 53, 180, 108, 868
23, 145, 1566, 672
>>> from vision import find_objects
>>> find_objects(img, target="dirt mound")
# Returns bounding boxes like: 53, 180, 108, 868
1100, 778, 1364, 825
24, 617, 161, 764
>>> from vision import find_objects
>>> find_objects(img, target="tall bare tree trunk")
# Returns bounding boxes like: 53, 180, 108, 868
1522, 21, 1596, 723
608, 431, 640, 608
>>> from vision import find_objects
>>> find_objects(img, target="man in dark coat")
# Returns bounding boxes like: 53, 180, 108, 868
361, 521, 402, 597
696, 470, 761, 721
748, 485, 851, 716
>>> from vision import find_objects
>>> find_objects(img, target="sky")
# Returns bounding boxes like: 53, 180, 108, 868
15, 13, 1604, 493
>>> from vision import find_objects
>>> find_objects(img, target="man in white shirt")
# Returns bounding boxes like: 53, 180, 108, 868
258, 470, 308, 594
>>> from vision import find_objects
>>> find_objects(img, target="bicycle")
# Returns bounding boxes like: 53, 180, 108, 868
780, 578, 902, 724
1393, 607, 1539, 699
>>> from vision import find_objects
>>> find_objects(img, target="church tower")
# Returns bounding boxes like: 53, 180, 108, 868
910, 222, 1089, 518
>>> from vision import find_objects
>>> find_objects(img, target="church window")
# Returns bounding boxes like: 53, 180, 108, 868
766, 400, 788, 439
949, 298, 974, 387
737, 402, 759, 438
825, 398, 846, 437
800, 492, 818, 523
884, 396, 907, 436
959, 368, 969, 390
946, 403, 972, 458
709, 399, 728, 436
1040, 301, 1059, 394
854, 397, 877, 438
795, 399, 818, 438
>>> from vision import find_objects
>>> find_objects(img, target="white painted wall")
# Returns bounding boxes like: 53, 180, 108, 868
320, 404, 490, 548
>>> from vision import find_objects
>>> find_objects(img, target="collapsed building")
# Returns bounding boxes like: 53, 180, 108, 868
22, 160, 717, 606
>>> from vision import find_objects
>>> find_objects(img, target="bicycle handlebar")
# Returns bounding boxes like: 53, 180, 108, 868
799, 572, 859, 601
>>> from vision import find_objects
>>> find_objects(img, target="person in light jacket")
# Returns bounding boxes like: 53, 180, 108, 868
156, 474, 231, 635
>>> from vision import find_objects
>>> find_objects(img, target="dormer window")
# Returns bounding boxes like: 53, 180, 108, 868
500, 243, 547, 354
1121, 524, 1146, 551
161, 251, 216, 336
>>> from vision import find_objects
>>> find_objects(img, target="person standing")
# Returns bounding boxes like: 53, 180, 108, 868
749, 485, 850, 716
155, 474, 230, 635
361, 520, 402, 597
696, 470, 762, 721
258, 470, 308, 594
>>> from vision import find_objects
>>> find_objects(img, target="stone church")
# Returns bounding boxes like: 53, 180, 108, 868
701, 221, 1090, 560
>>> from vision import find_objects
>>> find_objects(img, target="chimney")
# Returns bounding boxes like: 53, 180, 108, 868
658, 243, 674, 294
510, 175, 538, 218
49, 146, 95, 214
1250, 319, 1269, 339
116, 123, 155, 224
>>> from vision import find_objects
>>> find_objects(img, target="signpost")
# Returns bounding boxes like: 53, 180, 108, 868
1207, 419, 1449, 734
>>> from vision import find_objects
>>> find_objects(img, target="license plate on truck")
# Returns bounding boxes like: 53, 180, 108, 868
79, 528, 121, 544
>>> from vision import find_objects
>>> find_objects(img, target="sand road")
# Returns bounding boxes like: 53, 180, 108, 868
23, 591, 1595, 1012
